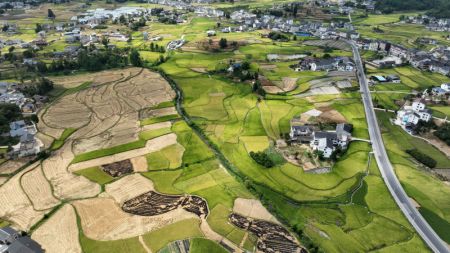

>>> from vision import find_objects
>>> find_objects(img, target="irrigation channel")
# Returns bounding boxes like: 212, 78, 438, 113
157, 68, 373, 238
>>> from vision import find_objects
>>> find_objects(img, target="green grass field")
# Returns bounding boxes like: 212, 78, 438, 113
142, 219, 203, 252
74, 167, 114, 185
50, 128, 77, 150
190, 238, 228, 253
71, 139, 146, 164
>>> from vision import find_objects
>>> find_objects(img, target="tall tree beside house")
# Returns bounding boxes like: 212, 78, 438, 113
47, 9, 56, 20
130, 49, 142, 67
219, 38, 228, 49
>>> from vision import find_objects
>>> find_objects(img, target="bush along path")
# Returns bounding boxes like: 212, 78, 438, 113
155, 68, 393, 252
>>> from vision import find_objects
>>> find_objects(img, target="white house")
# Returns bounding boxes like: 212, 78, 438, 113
441, 83, 450, 92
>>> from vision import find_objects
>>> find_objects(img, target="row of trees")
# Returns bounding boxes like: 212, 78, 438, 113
434, 123, 450, 145
406, 149, 437, 168
249, 151, 275, 168
0, 104, 22, 146
375, 0, 450, 18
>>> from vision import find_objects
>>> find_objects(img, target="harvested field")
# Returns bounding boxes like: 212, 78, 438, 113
141, 121, 172, 131
74, 197, 198, 241
102, 159, 133, 178
233, 199, 279, 224
139, 107, 178, 120
123, 191, 209, 218
229, 213, 303, 253
281, 77, 298, 92
0, 162, 45, 231
21, 166, 60, 210
42, 143, 101, 200
0, 177, 7, 186
318, 109, 347, 123
263, 86, 284, 94
32, 205, 81, 253
131, 156, 148, 172
42, 68, 175, 155
48, 68, 135, 89
0, 159, 28, 174
69, 134, 178, 172
104, 174, 155, 205
36, 132, 54, 149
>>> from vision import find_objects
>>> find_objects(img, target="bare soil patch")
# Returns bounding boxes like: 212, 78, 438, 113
318, 109, 347, 123
74, 197, 198, 241
32, 204, 81, 253
233, 198, 278, 224
281, 77, 298, 92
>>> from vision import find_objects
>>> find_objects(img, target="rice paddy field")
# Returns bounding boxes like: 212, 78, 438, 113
2, 6, 448, 252
156, 36, 432, 252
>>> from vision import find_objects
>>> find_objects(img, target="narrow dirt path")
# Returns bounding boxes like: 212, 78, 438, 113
139, 235, 152, 253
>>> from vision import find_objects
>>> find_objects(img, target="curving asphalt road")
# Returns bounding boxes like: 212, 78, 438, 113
348, 40, 449, 253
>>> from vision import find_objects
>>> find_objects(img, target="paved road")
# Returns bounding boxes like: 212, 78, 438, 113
348, 40, 449, 253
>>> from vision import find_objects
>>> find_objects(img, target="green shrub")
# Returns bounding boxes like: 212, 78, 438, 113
406, 149, 437, 168
249, 151, 274, 168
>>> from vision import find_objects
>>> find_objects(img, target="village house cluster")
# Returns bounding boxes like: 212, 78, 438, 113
294, 56, 355, 72
403, 15, 450, 33
357, 39, 450, 76
395, 99, 433, 134
290, 122, 352, 159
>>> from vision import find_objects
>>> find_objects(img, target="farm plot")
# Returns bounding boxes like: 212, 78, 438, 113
0, 162, 45, 231
74, 197, 198, 241
41, 143, 100, 200
104, 174, 155, 205
69, 133, 178, 171
21, 165, 60, 210
42, 68, 176, 155
48, 68, 136, 89
233, 198, 278, 224
32, 205, 81, 253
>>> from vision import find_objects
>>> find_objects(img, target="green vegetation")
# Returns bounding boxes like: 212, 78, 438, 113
434, 123, 450, 145
50, 128, 77, 150
140, 114, 179, 126
80, 232, 146, 253
419, 207, 450, 243
0, 219, 10, 228
71, 140, 146, 164
146, 144, 184, 170
139, 127, 172, 141
74, 167, 114, 185
0, 103, 22, 146
249, 151, 274, 168
190, 238, 228, 253
406, 149, 437, 168
141, 219, 203, 252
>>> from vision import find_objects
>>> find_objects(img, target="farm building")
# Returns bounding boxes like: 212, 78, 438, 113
0, 227, 43, 253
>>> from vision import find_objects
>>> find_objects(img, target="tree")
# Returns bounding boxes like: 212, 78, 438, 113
35, 23, 43, 33
48, 9, 56, 20
219, 38, 228, 49
101, 36, 109, 48
130, 49, 142, 67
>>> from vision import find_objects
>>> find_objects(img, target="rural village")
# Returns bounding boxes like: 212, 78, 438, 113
0, 0, 449, 253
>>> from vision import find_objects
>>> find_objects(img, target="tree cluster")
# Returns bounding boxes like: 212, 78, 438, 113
375, 0, 450, 18
20, 77, 54, 97
406, 149, 437, 168
0, 104, 22, 146
249, 151, 275, 168
148, 42, 166, 53
434, 123, 450, 145
268, 31, 290, 42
